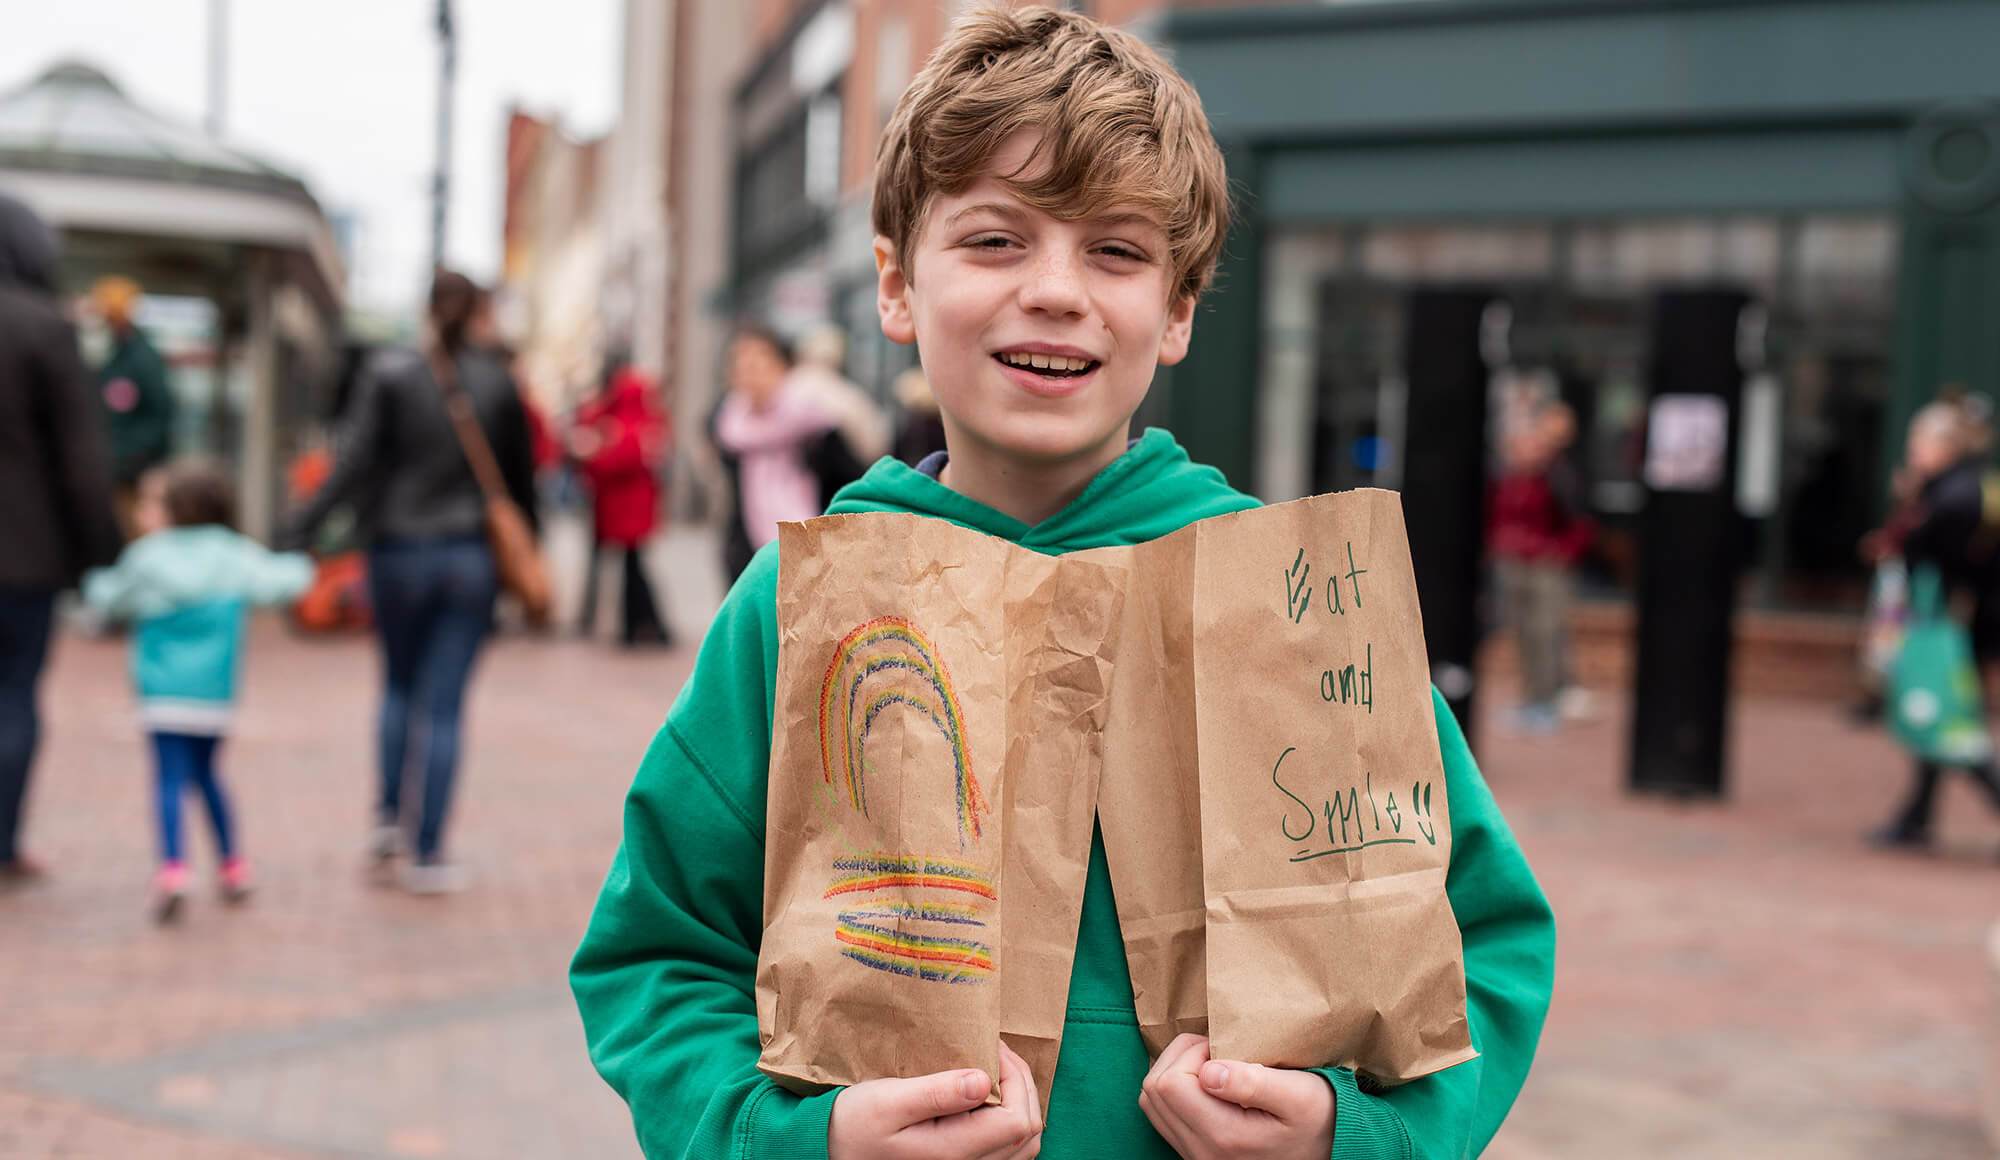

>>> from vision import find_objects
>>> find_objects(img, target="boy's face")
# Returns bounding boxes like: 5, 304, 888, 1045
875, 130, 1194, 469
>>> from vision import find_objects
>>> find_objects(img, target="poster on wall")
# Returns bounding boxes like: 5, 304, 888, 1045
1643, 394, 1729, 493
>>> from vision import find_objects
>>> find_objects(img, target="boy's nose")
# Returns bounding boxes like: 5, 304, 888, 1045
1018, 252, 1088, 318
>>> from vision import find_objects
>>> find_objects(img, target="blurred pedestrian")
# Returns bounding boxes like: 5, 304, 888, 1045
892, 366, 948, 467
288, 343, 376, 635
793, 324, 890, 480
284, 270, 541, 893
90, 276, 177, 525
1870, 397, 2000, 848
1488, 399, 1593, 734
83, 461, 311, 922
710, 325, 840, 583
0, 193, 124, 884
570, 359, 674, 648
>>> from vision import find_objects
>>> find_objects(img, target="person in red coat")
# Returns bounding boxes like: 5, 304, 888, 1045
570, 365, 673, 648
1488, 400, 1594, 733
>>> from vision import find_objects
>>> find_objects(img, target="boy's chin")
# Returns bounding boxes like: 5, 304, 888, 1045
962, 413, 1132, 466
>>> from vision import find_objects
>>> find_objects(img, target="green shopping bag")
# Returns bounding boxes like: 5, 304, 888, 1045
1888, 565, 1992, 764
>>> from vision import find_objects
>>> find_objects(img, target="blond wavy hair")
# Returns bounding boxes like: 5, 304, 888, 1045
872, 5, 1231, 303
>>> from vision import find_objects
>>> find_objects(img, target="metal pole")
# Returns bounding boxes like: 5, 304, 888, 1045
206, 0, 228, 137
432, 0, 456, 273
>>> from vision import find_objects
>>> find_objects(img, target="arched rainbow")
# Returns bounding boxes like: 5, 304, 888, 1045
818, 616, 987, 844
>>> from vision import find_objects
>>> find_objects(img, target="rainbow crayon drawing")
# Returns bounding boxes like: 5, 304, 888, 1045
824, 854, 998, 984
834, 908, 994, 984
818, 616, 989, 845
824, 854, 997, 900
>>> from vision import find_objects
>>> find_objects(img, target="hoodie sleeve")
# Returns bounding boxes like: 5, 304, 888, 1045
1313, 688, 1556, 1160
571, 547, 839, 1159
80, 544, 146, 621
232, 536, 315, 607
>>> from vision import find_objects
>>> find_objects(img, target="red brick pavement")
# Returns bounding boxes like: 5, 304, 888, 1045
3, 527, 1996, 1158
1478, 688, 2000, 1159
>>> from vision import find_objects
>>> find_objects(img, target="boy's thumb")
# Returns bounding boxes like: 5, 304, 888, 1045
884, 1069, 991, 1125
1199, 1060, 1295, 1115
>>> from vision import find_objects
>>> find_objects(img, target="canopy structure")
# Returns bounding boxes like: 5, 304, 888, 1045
0, 60, 347, 535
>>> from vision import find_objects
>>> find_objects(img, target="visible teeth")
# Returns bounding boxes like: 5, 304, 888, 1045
999, 351, 1093, 372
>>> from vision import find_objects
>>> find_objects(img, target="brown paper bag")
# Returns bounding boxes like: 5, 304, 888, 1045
1190, 490, 1475, 1081
759, 492, 1471, 1096
757, 514, 1122, 1100
1083, 532, 1209, 1056
996, 547, 1124, 1103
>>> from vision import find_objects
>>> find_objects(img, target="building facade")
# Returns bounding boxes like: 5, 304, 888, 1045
668, 0, 2000, 621
1154, 0, 2000, 614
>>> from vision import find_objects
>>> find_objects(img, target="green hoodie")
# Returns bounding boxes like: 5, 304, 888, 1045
572, 428, 1555, 1160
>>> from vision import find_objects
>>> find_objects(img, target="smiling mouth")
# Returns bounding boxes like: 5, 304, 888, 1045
993, 351, 1100, 380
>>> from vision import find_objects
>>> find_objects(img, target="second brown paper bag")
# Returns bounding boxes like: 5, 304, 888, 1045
1187, 490, 1476, 1080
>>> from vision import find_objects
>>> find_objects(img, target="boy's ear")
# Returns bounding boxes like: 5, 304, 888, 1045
874, 236, 916, 346
1156, 292, 1197, 367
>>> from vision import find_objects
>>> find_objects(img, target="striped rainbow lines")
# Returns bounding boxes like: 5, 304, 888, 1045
822, 854, 996, 900
834, 909, 994, 984
818, 616, 988, 845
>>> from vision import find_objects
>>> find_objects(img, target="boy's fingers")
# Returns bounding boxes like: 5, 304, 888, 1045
1143, 1033, 1208, 1087
997, 1042, 1044, 1133
979, 1132, 1042, 1160
923, 1103, 1037, 1159
1199, 1059, 1334, 1122
923, 1048, 1038, 1159
878, 1068, 991, 1129
1137, 1087, 1193, 1156
1158, 1069, 1250, 1147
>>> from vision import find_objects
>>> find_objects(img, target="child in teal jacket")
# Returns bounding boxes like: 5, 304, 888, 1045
84, 461, 311, 922
572, 9, 1555, 1158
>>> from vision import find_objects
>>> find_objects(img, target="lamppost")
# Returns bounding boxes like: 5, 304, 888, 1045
432, 0, 456, 273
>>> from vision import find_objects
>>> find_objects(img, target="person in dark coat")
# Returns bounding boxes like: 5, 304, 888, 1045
90, 276, 177, 506
0, 193, 124, 882
284, 270, 540, 894
1872, 398, 2000, 847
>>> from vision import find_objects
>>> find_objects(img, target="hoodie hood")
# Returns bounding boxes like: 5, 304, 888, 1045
824, 427, 1258, 555
0, 193, 59, 295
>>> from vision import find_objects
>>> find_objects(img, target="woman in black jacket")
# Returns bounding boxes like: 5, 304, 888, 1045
0, 194, 123, 882
286, 271, 539, 893
1873, 398, 2000, 847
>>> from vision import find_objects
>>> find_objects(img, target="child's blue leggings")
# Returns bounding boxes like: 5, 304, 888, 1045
150, 732, 235, 864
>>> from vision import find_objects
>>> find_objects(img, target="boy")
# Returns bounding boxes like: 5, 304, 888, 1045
572, 9, 1555, 1159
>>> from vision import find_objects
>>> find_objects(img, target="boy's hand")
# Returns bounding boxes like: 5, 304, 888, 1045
829, 1041, 1042, 1160
1138, 1034, 1335, 1160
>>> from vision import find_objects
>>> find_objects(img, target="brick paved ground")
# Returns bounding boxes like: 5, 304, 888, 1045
3, 520, 1996, 1158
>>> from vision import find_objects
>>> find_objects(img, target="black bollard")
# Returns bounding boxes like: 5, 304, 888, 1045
1628, 288, 1752, 798
1401, 288, 1497, 735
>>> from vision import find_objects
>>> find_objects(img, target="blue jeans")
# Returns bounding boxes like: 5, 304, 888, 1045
0, 587, 56, 863
151, 732, 235, 864
367, 537, 497, 862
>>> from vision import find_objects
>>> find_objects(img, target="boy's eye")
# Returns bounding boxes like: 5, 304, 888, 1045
965, 235, 1016, 250
1096, 244, 1147, 262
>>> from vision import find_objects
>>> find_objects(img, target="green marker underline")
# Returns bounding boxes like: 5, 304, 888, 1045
1290, 837, 1418, 862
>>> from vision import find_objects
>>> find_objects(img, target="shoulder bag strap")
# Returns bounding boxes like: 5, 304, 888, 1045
428, 346, 511, 504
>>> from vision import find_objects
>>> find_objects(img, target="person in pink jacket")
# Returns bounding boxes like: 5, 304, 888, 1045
710, 326, 840, 580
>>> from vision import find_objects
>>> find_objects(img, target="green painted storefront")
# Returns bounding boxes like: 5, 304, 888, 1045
1153, 0, 2000, 607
